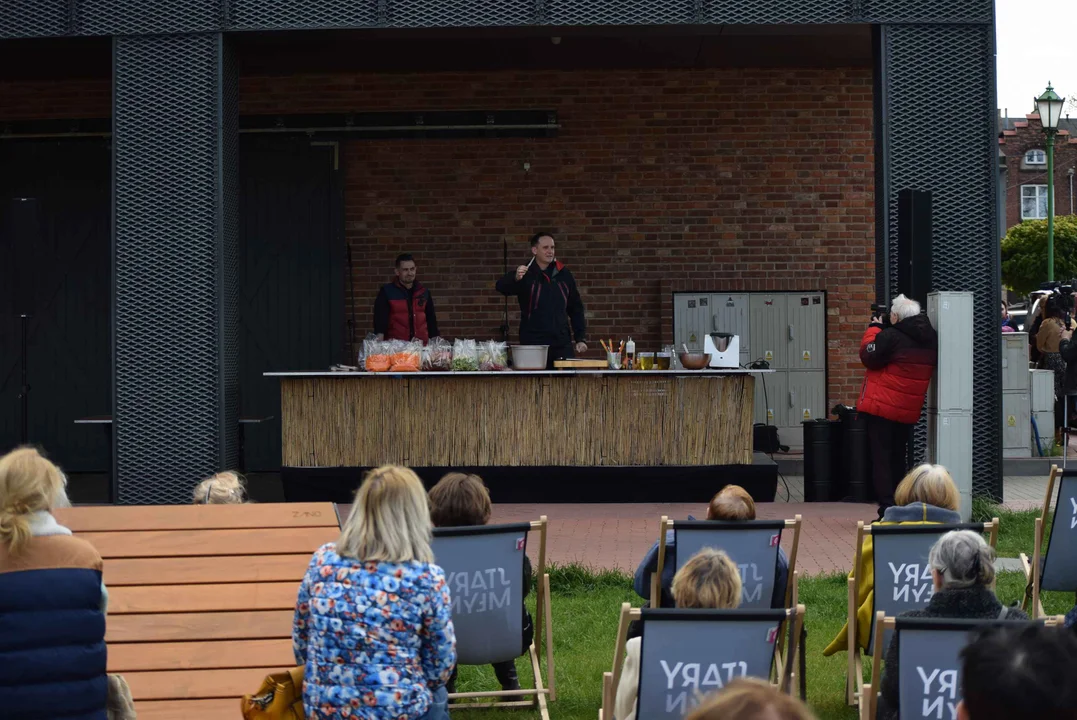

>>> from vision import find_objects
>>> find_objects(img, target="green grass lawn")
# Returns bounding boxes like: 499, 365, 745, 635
451, 509, 1073, 720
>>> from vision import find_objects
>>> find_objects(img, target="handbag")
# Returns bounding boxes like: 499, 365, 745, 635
241, 665, 305, 720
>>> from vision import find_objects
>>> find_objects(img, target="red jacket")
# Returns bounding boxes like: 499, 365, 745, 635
373, 281, 439, 342
858, 314, 938, 424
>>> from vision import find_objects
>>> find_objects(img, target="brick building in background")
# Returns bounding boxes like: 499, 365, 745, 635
999, 114, 1077, 232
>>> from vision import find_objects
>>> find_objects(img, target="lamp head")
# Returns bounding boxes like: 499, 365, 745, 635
1035, 83, 1065, 131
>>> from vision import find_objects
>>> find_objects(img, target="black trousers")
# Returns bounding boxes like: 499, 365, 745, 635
545, 342, 573, 369
864, 412, 912, 511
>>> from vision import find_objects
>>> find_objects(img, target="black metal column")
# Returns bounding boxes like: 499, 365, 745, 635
112, 34, 239, 504
875, 24, 1002, 501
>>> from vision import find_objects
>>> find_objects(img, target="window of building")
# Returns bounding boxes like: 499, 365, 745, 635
1022, 185, 1050, 220
1025, 149, 1047, 165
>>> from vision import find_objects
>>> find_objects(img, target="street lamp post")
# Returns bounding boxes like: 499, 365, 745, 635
1036, 83, 1065, 281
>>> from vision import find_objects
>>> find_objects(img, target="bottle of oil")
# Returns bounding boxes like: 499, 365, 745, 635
625, 337, 636, 370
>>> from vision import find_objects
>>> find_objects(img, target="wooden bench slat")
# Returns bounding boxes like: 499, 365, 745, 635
109, 639, 295, 672
56, 503, 338, 532
110, 582, 299, 614
124, 667, 288, 700
136, 698, 238, 720
107, 610, 294, 643
80, 527, 335, 559
104, 554, 312, 586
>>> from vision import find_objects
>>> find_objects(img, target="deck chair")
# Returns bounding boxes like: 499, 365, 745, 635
1020, 465, 1077, 618
600, 604, 806, 720
846, 520, 999, 707
431, 517, 555, 720
652, 516, 803, 610
859, 614, 1059, 720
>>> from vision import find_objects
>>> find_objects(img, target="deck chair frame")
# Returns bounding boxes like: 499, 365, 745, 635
858, 612, 1064, 720
652, 514, 803, 681
598, 603, 806, 720
1019, 464, 1069, 619
445, 516, 557, 720
846, 519, 999, 707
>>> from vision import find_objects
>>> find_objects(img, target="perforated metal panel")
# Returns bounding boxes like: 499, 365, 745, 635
113, 34, 239, 504
878, 24, 1000, 500
77, 0, 221, 35
705, 0, 849, 24
0, 0, 68, 37
545, 0, 697, 25
229, 0, 377, 30
862, 0, 992, 23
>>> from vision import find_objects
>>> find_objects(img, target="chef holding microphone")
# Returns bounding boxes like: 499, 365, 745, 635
496, 231, 587, 368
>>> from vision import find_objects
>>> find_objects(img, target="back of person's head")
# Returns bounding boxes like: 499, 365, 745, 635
428, 472, 492, 527
707, 484, 757, 521
891, 294, 921, 322
0, 446, 69, 555
929, 529, 995, 590
338, 465, 433, 564
192, 471, 247, 505
894, 463, 959, 511
1046, 294, 1066, 320
686, 678, 817, 720
671, 547, 742, 609
959, 624, 1077, 720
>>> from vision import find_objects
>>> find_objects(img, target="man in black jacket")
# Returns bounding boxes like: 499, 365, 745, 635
496, 232, 587, 368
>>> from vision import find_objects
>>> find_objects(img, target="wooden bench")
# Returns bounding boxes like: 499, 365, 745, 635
55, 503, 340, 720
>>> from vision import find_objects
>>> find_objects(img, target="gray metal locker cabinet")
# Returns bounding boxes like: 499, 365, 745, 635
749, 294, 789, 369
711, 293, 750, 364
786, 370, 827, 449
1001, 391, 1030, 458
1000, 333, 1030, 392
674, 294, 710, 351
753, 370, 787, 428
787, 293, 826, 370
926, 292, 974, 412
927, 410, 974, 518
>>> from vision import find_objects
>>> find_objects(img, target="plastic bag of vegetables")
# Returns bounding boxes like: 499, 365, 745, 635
389, 339, 421, 372
422, 337, 453, 371
451, 339, 479, 371
364, 338, 391, 373
478, 341, 508, 371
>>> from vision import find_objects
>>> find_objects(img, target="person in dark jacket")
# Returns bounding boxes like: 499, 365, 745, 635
859, 294, 938, 514
876, 529, 1028, 720
0, 446, 109, 720
374, 253, 439, 342
633, 484, 789, 610
428, 472, 532, 692
1057, 312, 1077, 432
496, 232, 587, 367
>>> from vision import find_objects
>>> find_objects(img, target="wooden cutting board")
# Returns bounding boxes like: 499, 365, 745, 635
553, 359, 609, 369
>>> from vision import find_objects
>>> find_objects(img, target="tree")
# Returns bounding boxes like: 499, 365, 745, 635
1001, 215, 1077, 295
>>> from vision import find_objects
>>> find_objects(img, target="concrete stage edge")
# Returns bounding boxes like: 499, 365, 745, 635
281, 453, 779, 504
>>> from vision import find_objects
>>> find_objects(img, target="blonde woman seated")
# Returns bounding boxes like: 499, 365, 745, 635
292, 465, 456, 720
615, 548, 742, 720
0, 447, 109, 718
687, 677, 818, 720
192, 470, 247, 504
824, 464, 961, 656
876, 530, 1027, 720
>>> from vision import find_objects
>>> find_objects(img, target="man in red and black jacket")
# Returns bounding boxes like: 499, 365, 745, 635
496, 232, 587, 368
859, 294, 938, 514
373, 253, 439, 342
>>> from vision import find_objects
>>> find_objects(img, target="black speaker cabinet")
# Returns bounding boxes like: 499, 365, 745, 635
897, 189, 932, 305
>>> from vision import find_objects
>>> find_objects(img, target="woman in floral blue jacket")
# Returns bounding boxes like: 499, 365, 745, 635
293, 465, 457, 720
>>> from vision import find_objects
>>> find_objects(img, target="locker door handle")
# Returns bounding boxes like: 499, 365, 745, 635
713, 314, 719, 332
789, 390, 795, 408
788, 324, 795, 340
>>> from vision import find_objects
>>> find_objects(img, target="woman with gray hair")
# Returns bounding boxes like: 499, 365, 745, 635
876, 530, 1027, 720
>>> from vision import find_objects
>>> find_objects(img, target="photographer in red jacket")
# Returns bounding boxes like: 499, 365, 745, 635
859, 294, 938, 515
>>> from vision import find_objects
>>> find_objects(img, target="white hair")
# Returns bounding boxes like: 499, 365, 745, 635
890, 294, 921, 322
929, 530, 996, 590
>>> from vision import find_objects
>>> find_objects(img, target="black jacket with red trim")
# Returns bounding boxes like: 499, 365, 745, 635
373, 280, 439, 342
496, 261, 586, 348
858, 314, 938, 424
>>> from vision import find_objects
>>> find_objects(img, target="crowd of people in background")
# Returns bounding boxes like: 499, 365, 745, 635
6, 446, 1077, 719
1023, 288, 1077, 441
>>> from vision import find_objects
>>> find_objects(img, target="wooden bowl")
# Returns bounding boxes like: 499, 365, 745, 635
678, 352, 711, 370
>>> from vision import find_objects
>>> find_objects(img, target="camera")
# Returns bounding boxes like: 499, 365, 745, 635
870, 302, 891, 326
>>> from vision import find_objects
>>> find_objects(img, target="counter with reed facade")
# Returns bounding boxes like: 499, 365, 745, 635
268, 370, 759, 469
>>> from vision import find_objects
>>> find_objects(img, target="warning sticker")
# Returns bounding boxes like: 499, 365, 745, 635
802, 409, 811, 420
1007, 415, 1017, 427
764, 350, 773, 362
766, 409, 774, 421
802, 350, 811, 362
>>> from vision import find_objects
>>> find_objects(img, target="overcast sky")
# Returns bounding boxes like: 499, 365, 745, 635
996, 0, 1077, 117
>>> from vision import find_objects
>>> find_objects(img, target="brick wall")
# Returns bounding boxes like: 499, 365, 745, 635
1000, 116, 1077, 232
242, 67, 875, 405
0, 66, 875, 407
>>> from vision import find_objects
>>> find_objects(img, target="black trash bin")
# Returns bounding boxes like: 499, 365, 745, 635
803, 418, 838, 502
837, 407, 872, 503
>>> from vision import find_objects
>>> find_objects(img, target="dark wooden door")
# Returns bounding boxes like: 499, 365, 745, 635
239, 138, 344, 471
